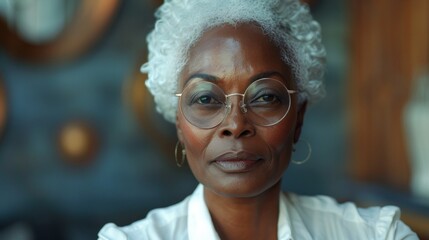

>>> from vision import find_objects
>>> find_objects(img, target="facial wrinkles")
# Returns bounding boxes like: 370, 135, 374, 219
192, 34, 284, 156
185, 36, 255, 91
201, 134, 273, 165
178, 24, 298, 197
193, 37, 260, 162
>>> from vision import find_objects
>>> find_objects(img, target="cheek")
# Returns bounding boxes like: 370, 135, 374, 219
177, 114, 212, 160
263, 118, 296, 161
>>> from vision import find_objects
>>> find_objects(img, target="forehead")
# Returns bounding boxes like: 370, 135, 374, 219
180, 23, 294, 88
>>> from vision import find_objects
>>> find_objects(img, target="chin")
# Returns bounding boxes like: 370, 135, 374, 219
204, 177, 282, 199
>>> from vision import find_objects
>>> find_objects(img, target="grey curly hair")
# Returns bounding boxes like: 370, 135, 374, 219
141, 0, 326, 123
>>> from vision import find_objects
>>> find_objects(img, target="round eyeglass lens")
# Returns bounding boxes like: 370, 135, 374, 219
243, 78, 291, 126
179, 81, 227, 128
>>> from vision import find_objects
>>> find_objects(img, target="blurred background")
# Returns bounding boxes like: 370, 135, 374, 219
0, 0, 428, 239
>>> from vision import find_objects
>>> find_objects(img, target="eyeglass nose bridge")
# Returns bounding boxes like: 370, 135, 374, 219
224, 93, 248, 115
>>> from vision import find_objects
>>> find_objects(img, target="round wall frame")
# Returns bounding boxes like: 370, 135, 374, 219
0, 0, 121, 63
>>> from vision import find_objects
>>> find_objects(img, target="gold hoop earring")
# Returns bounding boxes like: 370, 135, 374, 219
292, 139, 312, 165
175, 141, 186, 167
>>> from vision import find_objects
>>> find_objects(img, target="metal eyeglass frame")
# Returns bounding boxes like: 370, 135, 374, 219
175, 78, 297, 129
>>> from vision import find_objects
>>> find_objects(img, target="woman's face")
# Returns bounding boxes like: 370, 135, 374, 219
176, 23, 306, 198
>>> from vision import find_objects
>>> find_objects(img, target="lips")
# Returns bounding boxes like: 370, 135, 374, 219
212, 151, 263, 173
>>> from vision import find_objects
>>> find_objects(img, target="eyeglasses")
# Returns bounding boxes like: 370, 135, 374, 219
175, 78, 297, 129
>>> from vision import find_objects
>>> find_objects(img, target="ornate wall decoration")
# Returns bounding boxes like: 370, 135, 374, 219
0, 0, 121, 63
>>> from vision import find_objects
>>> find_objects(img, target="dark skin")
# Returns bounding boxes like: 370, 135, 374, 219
176, 23, 307, 240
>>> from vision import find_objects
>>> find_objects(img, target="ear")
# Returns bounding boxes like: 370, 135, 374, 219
176, 114, 184, 143
293, 101, 307, 143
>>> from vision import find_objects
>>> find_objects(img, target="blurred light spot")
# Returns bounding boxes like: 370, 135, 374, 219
58, 120, 98, 165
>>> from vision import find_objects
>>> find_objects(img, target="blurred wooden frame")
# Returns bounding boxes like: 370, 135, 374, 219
350, 1, 429, 237
0, 0, 121, 63
349, 1, 429, 190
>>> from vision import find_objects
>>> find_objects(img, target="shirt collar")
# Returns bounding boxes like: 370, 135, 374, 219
278, 192, 293, 239
281, 193, 313, 240
187, 184, 304, 240
188, 184, 220, 240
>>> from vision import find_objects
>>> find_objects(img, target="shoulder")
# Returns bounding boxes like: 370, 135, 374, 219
97, 195, 191, 240
286, 193, 398, 224
284, 193, 418, 240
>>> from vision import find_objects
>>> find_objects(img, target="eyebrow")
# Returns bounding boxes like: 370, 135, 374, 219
249, 71, 285, 82
186, 73, 219, 83
184, 71, 286, 85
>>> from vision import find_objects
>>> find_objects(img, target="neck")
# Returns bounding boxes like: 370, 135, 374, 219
204, 182, 281, 240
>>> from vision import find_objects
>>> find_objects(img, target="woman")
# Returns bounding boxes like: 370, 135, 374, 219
99, 0, 418, 239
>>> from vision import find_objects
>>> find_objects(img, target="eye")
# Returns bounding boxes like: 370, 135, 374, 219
188, 91, 222, 105
250, 89, 281, 105
254, 94, 278, 103
196, 95, 219, 104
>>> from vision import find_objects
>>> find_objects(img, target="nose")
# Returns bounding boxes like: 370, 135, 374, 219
218, 97, 255, 138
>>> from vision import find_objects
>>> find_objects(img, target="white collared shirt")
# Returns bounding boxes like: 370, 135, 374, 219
98, 184, 418, 240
